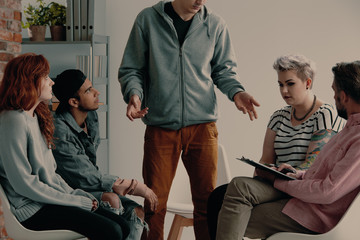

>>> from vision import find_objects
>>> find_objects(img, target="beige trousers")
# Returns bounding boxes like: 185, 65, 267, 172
216, 177, 316, 240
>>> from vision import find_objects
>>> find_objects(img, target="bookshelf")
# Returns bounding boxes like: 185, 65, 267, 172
21, 34, 110, 174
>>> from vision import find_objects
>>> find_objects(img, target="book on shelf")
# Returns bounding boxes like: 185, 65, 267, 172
66, 0, 98, 41
80, 0, 88, 40
76, 55, 91, 78
76, 55, 107, 82
87, 0, 95, 40
73, 0, 81, 41
66, 0, 73, 41
93, 55, 107, 80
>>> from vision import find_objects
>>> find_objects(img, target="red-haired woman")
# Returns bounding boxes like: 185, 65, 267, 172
0, 53, 129, 240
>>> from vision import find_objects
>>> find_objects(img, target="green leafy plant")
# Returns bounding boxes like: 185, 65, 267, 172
48, 2, 66, 26
22, 0, 50, 28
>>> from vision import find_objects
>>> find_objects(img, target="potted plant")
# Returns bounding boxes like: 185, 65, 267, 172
48, 2, 66, 41
22, 0, 49, 41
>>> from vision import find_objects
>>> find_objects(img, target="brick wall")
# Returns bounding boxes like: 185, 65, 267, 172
0, 0, 22, 239
0, 0, 22, 82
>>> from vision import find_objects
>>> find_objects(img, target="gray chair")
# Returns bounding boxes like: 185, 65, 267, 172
0, 184, 85, 240
267, 193, 360, 240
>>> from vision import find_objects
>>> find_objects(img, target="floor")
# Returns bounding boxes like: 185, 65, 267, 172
164, 212, 260, 240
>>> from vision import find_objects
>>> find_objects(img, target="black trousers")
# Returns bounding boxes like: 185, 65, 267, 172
207, 183, 228, 240
22, 204, 130, 240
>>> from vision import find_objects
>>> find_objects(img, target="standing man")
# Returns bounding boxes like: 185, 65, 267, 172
52, 69, 158, 240
118, 1, 259, 239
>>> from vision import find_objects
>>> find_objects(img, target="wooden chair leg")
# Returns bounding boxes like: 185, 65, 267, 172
167, 214, 194, 240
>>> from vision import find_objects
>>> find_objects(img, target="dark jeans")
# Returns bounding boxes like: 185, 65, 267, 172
22, 204, 130, 240
207, 184, 228, 240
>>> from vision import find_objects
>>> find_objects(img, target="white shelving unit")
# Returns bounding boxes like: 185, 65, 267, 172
21, 34, 110, 173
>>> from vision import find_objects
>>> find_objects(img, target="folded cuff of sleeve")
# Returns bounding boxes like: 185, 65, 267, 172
101, 174, 119, 192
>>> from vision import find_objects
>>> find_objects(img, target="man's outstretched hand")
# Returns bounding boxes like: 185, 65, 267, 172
233, 91, 260, 121
126, 95, 148, 121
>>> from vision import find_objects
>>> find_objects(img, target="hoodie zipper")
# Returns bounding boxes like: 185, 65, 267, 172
179, 47, 184, 128
178, 16, 204, 128
161, 4, 206, 128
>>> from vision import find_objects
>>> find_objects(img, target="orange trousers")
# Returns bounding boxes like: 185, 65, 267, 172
141, 122, 218, 240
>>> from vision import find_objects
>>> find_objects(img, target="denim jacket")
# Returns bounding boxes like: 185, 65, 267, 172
53, 111, 118, 200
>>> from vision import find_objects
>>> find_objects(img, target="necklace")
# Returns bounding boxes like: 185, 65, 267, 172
293, 95, 317, 121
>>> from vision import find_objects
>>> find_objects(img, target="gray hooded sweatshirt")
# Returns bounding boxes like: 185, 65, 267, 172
119, 1, 245, 130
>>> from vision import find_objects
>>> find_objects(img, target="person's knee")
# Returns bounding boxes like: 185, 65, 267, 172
101, 192, 120, 209
226, 177, 252, 196
134, 206, 145, 222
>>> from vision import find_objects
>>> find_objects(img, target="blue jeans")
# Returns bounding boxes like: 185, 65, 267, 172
102, 194, 147, 240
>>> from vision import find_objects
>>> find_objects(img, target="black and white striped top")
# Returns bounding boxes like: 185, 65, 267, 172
267, 103, 345, 167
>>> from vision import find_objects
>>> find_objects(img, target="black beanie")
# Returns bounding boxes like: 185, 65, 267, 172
53, 69, 87, 103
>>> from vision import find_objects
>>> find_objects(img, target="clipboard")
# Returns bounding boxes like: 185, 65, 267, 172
237, 157, 296, 180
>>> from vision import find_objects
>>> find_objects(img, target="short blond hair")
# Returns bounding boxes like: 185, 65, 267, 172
273, 54, 316, 87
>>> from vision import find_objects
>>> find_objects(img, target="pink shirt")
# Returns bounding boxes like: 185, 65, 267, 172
274, 113, 360, 233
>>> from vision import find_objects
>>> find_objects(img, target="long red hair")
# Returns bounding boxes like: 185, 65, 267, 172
0, 53, 54, 148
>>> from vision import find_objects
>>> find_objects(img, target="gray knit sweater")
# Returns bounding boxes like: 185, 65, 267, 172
0, 110, 94, 222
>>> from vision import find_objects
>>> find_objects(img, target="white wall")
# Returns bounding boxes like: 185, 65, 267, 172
106, 1, 360, 239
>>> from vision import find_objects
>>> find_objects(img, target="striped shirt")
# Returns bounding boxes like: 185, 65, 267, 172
267, 103, 345, 167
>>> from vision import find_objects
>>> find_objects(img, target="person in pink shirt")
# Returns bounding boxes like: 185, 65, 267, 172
216, 60, 360, 240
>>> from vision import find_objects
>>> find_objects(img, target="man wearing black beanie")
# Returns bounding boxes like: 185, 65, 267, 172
52, 69, 158, 240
